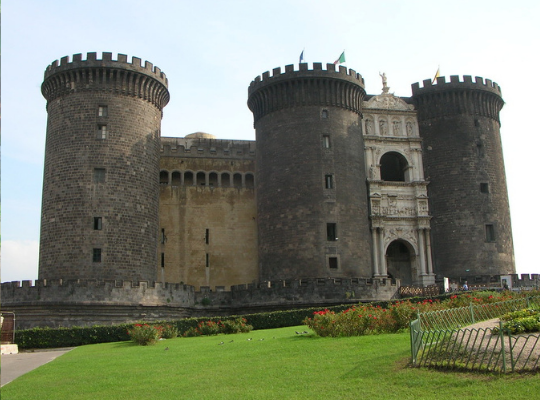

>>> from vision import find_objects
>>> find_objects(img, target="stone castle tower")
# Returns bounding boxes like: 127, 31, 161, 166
2, 54, 525, 329
39, 52, 170, 282
32, 53, 516, 296
412, 76, 515, 279
248, 64, 373, 281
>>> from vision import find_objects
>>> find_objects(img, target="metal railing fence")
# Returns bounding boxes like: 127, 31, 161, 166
418, 296, 540, 331
410, 296, 540, 373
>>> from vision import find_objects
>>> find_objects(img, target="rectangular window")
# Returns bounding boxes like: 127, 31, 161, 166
93, 217, 102, 230
98, 105, 108, 117
205, 228, 209, 244
476, 142, 485, 158
161, 252, 165, 268
480, 183, 489, 193
97, 124, 107, 139
327, 223, 337, 241
93, 168, 106, 183
92, 248, 102, 263
161, 228, 166, 244
325, 175, 334, 189
485, 224, 496, 242
206, 253, 209, 268
323, 135, 331, 149
328, 257, 338, 269
321, 109, 328, 119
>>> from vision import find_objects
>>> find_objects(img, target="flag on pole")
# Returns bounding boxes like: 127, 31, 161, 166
334, 51, 346, 65
299, 49, 305, 64
432, 66, 440, 84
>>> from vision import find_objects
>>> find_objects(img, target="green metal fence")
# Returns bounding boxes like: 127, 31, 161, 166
410, 296, 540, 373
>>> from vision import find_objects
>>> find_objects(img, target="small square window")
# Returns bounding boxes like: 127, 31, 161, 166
480, 183, 489, 193
97, 125, 107, 139
98, 106, 108, 117
325, 175, 334, 189
323, 135, 331, 149
93, 248, 102, 263
321, 109, 329, 119
476, 142, 485, 158
327, 223, 337, 241
328, 257, 338, 269
94, 217, 102, 230
93, 168, 106, 183
485, 224, 496, 242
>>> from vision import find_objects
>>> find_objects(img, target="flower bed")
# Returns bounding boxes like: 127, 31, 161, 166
305, 291, 534, 337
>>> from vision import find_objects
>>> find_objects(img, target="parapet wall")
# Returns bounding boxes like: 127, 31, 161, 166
161, 137, 256, 159
248, 62, 364, 94
1, 279, 194, 307
43, 52, 168, 86
41, 52, 170, 110
411, 75, 503, 122
411, 75, 501, 96
1, 277, 399, 328
247, 63, 366, 123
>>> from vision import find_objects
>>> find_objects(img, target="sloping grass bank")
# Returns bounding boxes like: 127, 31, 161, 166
3, 326, 538, 400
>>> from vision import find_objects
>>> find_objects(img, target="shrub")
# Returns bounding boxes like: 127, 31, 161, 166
160, 324, 179, 339
182, 318, 253, 337
127, 324, 162, 346
495, 308, 540, 335
305, 293, 538, 338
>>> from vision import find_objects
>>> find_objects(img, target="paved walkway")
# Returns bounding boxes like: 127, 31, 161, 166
1, 348, 74, 387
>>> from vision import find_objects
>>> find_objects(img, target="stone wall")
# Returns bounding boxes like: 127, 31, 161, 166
0, 277, 399, 329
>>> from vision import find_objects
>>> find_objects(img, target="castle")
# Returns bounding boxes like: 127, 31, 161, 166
2, 52, 531, 329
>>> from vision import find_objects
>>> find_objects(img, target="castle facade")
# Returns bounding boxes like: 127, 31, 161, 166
1, 53, 521, 328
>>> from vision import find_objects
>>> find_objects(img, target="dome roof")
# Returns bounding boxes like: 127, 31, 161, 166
184, 132, 216, 139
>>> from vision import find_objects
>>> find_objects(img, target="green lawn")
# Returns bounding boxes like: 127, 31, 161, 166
3, 326, 538, 400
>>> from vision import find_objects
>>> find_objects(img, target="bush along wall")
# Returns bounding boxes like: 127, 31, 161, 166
14, 291, 503, 349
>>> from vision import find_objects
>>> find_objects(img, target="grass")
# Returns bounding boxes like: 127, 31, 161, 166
3, 326, 539, 400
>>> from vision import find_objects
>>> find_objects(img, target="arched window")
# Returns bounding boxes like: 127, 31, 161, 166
245, 173, 255, 188
221, 172, 231, 188
197, 172, 206, 186
184, 171, 194, 186
209, 172, 218, 187
171, 171, 181, 186
233, 173, 242, 188
380, 152, 408, 182
159, 170, 169, 185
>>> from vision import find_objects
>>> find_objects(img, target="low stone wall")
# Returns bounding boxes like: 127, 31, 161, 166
1, 277, 399, 329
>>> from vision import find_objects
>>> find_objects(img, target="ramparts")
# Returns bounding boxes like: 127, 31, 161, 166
247, 63, 366, 123
411, 75, 501, 96
41, 52, 170, 110
161, 136, 256, 159
1, 277, 399, 329
411, 75, 503, 122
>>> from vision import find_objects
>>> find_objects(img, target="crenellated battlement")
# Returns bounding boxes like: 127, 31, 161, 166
411, 75, 504, 122
248, 62, 364, 95
44, 52, 168, 86
411, 75, 501, 96
41, 52, 170, 110
248, 63, 366, 123
161, 136, 256, 159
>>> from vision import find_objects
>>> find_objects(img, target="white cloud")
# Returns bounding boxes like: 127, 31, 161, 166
1, 241, 40, 283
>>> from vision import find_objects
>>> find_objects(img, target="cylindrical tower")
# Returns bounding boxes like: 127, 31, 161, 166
248, 63, 372, 281
39, 52, 170, 281
412, 75, 515, 278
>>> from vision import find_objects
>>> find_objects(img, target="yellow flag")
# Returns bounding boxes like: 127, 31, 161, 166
432, 66, 440, 84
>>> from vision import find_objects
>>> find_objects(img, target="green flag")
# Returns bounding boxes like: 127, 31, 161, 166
333, 51, 346, 65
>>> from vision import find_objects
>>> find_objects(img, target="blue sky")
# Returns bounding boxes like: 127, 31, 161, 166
2, 0, 539, 281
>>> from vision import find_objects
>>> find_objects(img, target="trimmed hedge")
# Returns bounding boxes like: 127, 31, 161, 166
13, 291, 470, 349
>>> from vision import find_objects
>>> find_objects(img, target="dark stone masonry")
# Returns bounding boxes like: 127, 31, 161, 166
1, 53, 525, 329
